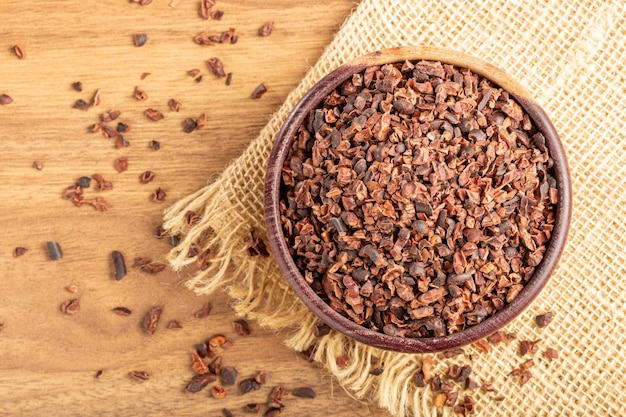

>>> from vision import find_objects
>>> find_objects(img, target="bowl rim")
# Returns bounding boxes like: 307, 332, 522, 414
264, 46, 572, 353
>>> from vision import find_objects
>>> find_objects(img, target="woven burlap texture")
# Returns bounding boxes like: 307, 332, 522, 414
162, 0, 626, 415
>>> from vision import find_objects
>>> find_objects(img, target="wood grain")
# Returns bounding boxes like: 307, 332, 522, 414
0, 1, 393, 415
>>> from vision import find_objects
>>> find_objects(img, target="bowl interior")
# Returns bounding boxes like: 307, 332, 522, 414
264, 46, 572, 353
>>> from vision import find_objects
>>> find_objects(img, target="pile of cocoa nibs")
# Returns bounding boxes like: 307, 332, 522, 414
280, 60, 558, 338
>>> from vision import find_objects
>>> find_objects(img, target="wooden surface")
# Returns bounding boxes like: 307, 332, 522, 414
0, 1, 392, 415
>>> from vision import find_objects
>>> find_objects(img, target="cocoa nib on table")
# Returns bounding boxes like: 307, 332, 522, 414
279, 60, 558, 338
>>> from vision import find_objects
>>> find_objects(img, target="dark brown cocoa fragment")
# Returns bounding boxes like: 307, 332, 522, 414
268, 386, 288, 409
220, 367, 238, 386
13, 247, 28, 257
185, 373, 216, 393
535, 311, 554, 328
139, 171, 156, 184
168, 98, 181, 112
239, 378, 261, 395
207, 58, 226, 77
149, 140, 160, 150
112, 306, 132, 316
71, 82, 83, 92
182, 117, 197, 133
250, 83, 268, 99
519, 339, 541, 356
232, 319, 251, 336
46, 241, 63, 260
222, 409, 234, 417
292, 387, 316, 398
0, 94, 11, 105
244, 403, 261, 413
194, 302, 212, 318
73, 99, 89, 111
111, 251, 127, 280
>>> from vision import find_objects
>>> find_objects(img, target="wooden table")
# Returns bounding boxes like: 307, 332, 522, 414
0, 1, 393, 415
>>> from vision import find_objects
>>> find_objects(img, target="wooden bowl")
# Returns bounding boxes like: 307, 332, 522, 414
264, 46, 572, 353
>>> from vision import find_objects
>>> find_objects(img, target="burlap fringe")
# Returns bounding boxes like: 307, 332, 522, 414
162, 181, 439, 417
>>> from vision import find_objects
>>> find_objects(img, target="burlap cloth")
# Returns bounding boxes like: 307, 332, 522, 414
162, 0, 626, 415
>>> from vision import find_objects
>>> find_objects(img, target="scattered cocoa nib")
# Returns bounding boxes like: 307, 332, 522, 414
313, 322, 331, 337
0, 94, 13, 105
73, 99, 90, 111
133, 33, 148, 47
191, 351, 209, 375
135, 258, 166, 274
182, 117, 197, 133
139, 171, 156, 184
114, 157, 129, 173
535, 311, 554, 328
111, 250, 127, 280
167, 320, 182, 329
199, 0, 215, 19
336, 355, 349, 368
244, 403, 261, 413
13, 45, 26, 59
196, 113, 207, 130
370, 367, 384, 376
212, 10, 224, 20
519, 339, 541, 356
280, 60, 557, 338
232, 319, 251, 336
544, 347, 559, 360
209, 334, 227, 347
250, 83, 267, 99
255, 370, 269, 385
13, 247, 28, 257
413, 371, 426, 387
71, 81, 83, 92
268, 386, 288, 409
116, 122, 130, 133
168, 98, 181, 112
245, 228, 270, 257
61, 298, 80, 315
33, 161, 43, 171
112, 306, 132, 316
487, 331, 508, 344
91, 89, 101, 107
95, 370, 103, 379
186, 373, 216, 393
142, 306, 163, 335
222, 409, 234, 417
473, 339, 490, 354
207, 58, 226, 77
239, 378, 261, 395
226, 72, 233, 86
188, 68, 201, 78
92, 173, 112, 191
209, 356, 222, 375
116, 135, 130, 149
194, 302, 212, 318
264, 408, 281, 417
141, 72, 150, 79
493, 395, 505, 402
421, 356, 433, 381
149, 140, 160, 150
509, 368, 533, 385
151, 187, 167, 203
130, 0, 152, 5
144, 108, 164, 121
134, 86, 148, 101
292, 387, 316, 398
433, 392, 447, 407
194, 28, 236, 45
66, 284, 79, 293
101, 110, 121, 122
443, 348, 465, 358
259, 21, 274, 36
129, 371, 150, 382
220, 366, 238, 385
46, 241, 63, 260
